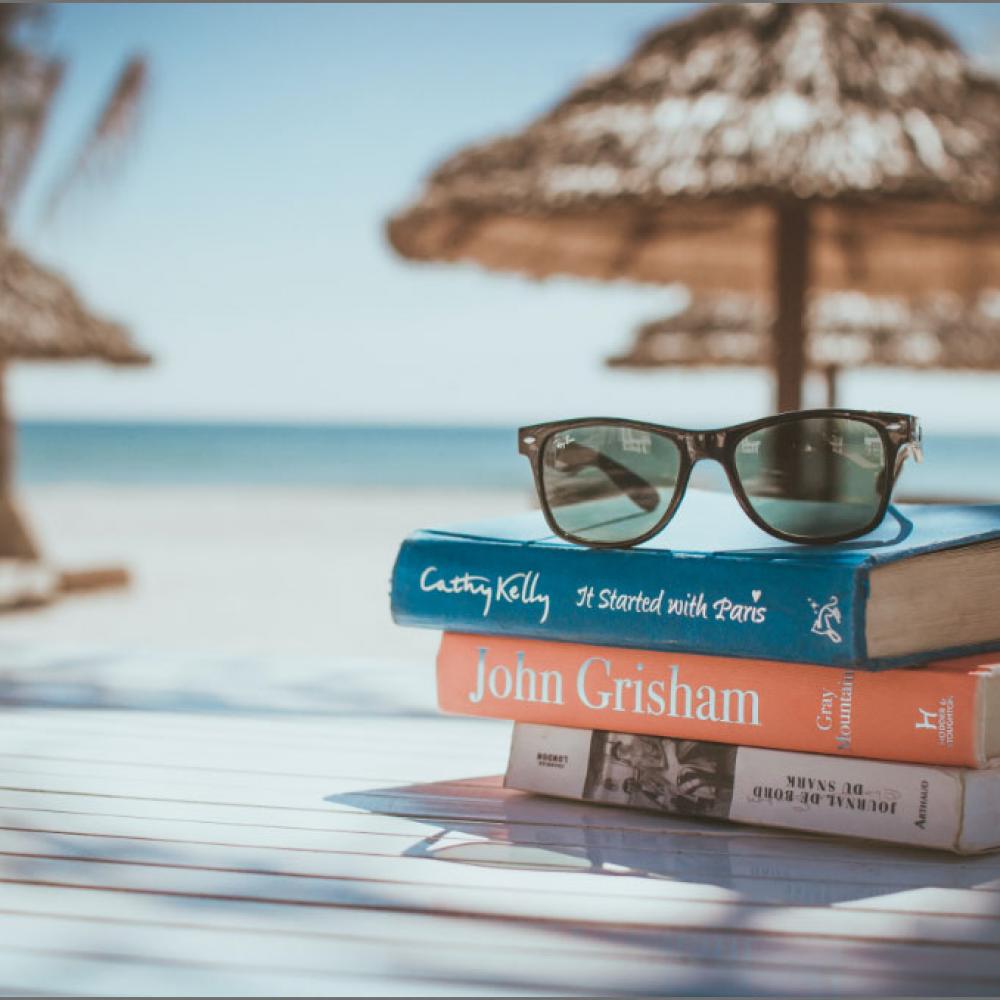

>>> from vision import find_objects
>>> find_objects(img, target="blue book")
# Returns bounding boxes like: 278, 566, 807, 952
390, 489, 1000, 670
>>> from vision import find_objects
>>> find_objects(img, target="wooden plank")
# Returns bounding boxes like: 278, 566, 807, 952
0, 708, 499, 762
0, 941, 522, 998
0, 912, 656, 998
0, 807, 999, 913
0, 883, 995, 995
4, 847, 1000, 947
1, 805, 997, 901
0, 777, 991, 879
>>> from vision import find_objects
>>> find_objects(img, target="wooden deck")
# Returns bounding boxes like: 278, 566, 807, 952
0, 645, 999, 996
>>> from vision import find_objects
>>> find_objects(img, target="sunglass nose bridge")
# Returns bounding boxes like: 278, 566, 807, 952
688, 430, 727, 461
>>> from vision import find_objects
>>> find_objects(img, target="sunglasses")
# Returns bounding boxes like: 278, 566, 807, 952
518, 409, 923, 547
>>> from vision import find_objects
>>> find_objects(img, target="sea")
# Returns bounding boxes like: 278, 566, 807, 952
15, 420, 1000, 500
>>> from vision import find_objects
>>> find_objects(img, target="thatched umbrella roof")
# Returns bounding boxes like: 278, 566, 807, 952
388, 3, 1000, 410
609, 293, 1000, 372
607, 291, 1000, 406
0, 242, 149, 568
0, 243, 149, 365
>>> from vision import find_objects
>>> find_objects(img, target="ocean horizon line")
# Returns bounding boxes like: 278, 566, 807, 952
17, 416, 1000, 440
17, 417, 522, 432
14, 420, 1000, 496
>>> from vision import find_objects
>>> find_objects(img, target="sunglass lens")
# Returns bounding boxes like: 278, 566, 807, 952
540, 424, 681, 544
732, 417, 886, 540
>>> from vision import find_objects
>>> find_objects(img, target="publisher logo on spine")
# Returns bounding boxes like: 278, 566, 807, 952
914, 698, 955, 747
808, 595, 842, 644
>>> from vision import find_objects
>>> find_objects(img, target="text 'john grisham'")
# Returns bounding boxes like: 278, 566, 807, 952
469, 646, 761, 726
418, 566, 768, 627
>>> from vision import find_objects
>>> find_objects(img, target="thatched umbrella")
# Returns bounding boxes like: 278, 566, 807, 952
607, 292, 1000, 405
0, 242, 150, 563
388, 3, 1000, 411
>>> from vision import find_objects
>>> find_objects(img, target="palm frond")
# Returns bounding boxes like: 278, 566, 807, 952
0, 56, 64, 214
41, 54, 149, 223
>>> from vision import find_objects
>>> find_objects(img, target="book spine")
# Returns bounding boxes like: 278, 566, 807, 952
440, 633, 984, 766
506, 723, 971, 852
392, 531, 871, 668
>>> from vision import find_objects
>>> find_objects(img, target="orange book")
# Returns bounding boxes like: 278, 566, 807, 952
437, 633, 1000, 766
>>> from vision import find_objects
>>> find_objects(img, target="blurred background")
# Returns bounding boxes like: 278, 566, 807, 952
5, 2, 1000, 661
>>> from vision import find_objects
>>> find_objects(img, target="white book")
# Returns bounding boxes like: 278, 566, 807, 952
505, 723, 1000, 853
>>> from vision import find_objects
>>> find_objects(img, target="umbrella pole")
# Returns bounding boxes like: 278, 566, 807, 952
824, 365, 838, 408
0, 362, 40, 561
773, 200, 810, 413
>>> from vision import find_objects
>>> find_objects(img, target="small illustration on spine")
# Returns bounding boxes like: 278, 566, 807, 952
581, 731, 738, 820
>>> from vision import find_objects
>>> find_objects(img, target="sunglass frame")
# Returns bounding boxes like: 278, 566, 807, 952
517, 408, 922, 548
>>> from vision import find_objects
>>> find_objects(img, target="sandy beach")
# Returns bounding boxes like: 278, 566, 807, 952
4, 485, 528, 662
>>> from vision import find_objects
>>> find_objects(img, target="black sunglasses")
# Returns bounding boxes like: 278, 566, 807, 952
518, 409, 923, 547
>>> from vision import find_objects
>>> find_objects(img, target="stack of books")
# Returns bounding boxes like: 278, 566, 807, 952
390, 489, 1000, 852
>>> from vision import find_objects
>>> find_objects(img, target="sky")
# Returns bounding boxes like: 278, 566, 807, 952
10, 2, 1000, 428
